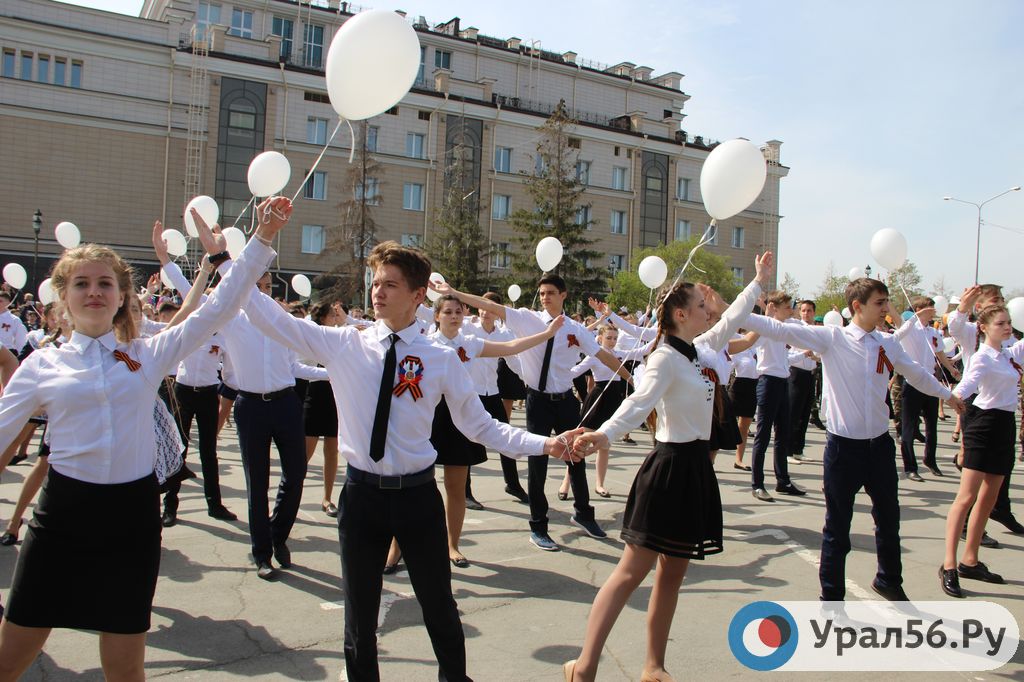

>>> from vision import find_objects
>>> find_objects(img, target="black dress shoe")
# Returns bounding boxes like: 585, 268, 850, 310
465, 496, 485, 511
914, 432, 926, 443
957, 561, 1005, 584
9, 454, 27, 466
871, 579, 909, 601
939, 567, 964, 598
0, 530, 18, 546
962, 530, 1000, 549
161, 509, 177, 527
208, 504, 238, 521
273, 543, 292, 569
505, 485, 529, 504
383, 554, 402, 575
255, 561, 277, 580
989, 512, 1024, 535
775, 482, 807, 496
924, 462, 943, 477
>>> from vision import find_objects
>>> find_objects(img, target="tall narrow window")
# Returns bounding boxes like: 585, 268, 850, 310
2, 50, 15, 79
494, 146, 512, 173
301, 225, 325, 254
366, 126, 379, 152
53, 57, 66, 85
612, 166, 628, 191
609, 254, 625, 273
491, 242, 511, 269
307, 117, 327, 145
69, 61, 82, 88
303, 171, 327, 200
575, 206, 591, 229
196, 2, 221, 43
405, 132, 425, 159
417, 45, 426, 83
272, 17, 294, 60
575, 160, 591, 185
37, 55, 49, 83
303, 24, 324, 68
611, 210, 627, 235
732, 226, 745, 249
356, 178, 380, 205
20, 52, 32, 81
403, 183, 424, 211
677, 176, 691, 201
492, 195, 511, 220
675, 219, 691, 241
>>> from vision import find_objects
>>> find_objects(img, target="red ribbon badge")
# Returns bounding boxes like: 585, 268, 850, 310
876, 346, 894, 375
724, 350, 732, 361
209, 345, 220, 354
393, 355, 424, 401
567, 334, 580, 348
113, 349, 142, 372
1, 324, 9, 331
701, 367, 720, 385
457, 346, 470, 363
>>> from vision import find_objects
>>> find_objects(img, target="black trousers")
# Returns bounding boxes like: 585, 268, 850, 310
338, 474, 468, 682
900, 383, 938, 472
479, 393, 523, 490
788, 367, 815, 454
751, 375, 792, 489
165, 383, 222, 510
820, 432, 902, 601
525, 390, 593, 535
234, 391, 307, 563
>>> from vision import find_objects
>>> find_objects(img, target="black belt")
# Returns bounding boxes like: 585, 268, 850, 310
177, 383, 219, 392
828, 431, 892, 446
790, 367, 814, 375
527, 388, 575, 401
346, 465, 435, 490
237, 387, 294, 402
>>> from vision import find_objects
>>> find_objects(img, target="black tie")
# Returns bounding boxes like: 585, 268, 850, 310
369, 333, 399, 462
537, 336, 555, 392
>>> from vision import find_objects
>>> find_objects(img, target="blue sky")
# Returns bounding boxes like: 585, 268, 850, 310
66, 0, 1024, 297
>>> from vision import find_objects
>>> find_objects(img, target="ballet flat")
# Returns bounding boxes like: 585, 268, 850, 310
563, 660, 576, 682
640, 671, 677, 682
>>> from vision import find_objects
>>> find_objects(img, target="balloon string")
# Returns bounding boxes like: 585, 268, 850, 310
895, 281, 952, 390
229, 195, 256, 234
291, 119, 346, 203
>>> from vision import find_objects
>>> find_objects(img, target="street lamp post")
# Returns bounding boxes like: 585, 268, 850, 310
864, 265, 872, 279
943, 187, 1021, 284
31, 209, 42, 294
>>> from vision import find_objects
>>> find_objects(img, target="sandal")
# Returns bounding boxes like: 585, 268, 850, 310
595, 487, 611, 498
383, 553, 403, 575
322, 501, 339, 518
0, 521, 20, 546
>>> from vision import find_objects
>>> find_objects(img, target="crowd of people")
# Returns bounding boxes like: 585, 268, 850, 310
0, 200, 1020, 681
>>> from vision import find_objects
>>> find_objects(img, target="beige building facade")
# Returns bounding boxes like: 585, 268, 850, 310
0, 0, 787, 298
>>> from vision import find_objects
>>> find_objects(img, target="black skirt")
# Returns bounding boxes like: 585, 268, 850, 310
431, 397, 487, 466
709, 386, 742, 452
962, 405, 1015, 476
728, 377, 757, 418
580, 380, 627, 430
621, 440, 723, 560
293, 378, 309, 404
497, 359, 527, 400
304, 378, 338, 437
6, 468, 161, 633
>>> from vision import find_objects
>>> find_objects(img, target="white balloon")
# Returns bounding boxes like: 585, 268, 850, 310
942, 337, 957, 354
54, 221, 81, 249
507, 284, 522, 303
535, 237, 563, 272
699, 139, 768, 221
841, 307, 852, 319
184, 195, 219, 238
949, 295, 961, 306
161, 229, 188, 258
38, 278, 55, 305
2, 263, 27, 290
932, 295, 949, 315
1007, 297, 1024, 332
221, 227, 247, 259
869, 228, 907, 271
291, 274, 312, 298
638, 255, 668, 289
848, 267, 865, 281
823, 310, 844, 327
160, 269, 176, 291
247, 151, 291, 197
426, 272, 445, 303
325, 9, 421, 121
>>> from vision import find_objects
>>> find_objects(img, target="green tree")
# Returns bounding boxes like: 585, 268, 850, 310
814, 261, 847, 314
779, 272, 801, 300
605, 238, 740, 313
508, 100, 603, 309
425, 140, 488, 292
886, 260, 923, 314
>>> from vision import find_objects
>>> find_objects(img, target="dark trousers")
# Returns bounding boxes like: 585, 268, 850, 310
479, 393, 523, 491
525, 390, 593, 535
234, 391, 307, 563
820, 432, 902, 601
751, 375, 792, 489
165, 384, 222, 510
338, 475, 468, 682
788, 367, 815, 454
900, 384, 938, 472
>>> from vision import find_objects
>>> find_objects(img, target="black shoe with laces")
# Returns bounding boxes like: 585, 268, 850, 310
989, 511, 1024, 535
939, 567, 964, 598
957, 561, 1005, 584
871, 579, 909, 601
504, 485, 529, 504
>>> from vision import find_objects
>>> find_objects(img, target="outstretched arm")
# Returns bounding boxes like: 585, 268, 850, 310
432, 282, 507, 321
164, 257, 214, 329
727, 330, 759, 354
595, 347, 634, 384
478, 315, 564, 357
696, 251, 772, 351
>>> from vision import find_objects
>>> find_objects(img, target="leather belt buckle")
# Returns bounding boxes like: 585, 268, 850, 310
378, 475, 402, 490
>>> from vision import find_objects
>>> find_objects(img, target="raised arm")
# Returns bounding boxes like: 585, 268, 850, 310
742, 313, 834, 355
727, 330, 759, 354
695, 251, 772, 351
164, 257, 214, 329
433, 282, 507, 322
243, 288, 346, 367
607, 310, 656, 342
478, 315, 564, 358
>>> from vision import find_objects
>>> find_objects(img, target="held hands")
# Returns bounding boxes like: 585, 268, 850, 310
544, 427, 587, 462
572, 430, 609, 458
754, 251, 774, 287
947, 394, 966, 415
255, 196, 293, 243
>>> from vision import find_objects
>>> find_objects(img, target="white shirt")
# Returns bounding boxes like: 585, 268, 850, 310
598, 280, 761, 443
0, 237, 273, 484
742, 315, 952, 440
954, 341, 1024, 411
893, 316, 942, 371
608, 311, 658, 343
947, 309, 979, 369
220, 349, 238, 390
732, 343, 760, 379
788, 320, 819, 371
754, 328, 791, 379
176, 334, 223, 387
139, 317, 165, 339
241, 292, 548, 475
503, 308, 603, 393
571, 340, 654, 383
464, 322, 514, 396
0, 310, 27, 352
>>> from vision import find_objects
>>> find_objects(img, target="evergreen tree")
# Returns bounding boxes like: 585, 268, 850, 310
425, 140, 488, 293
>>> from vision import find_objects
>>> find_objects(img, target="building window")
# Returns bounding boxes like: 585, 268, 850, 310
609, 254, 625, 273
366, 125, 378, 152
196, 2, 221, 42
491, 242, 511, 269
534, 154, 547, 175
575, 160, 591, 185
575, 206, 591, 229
303, 91, 329, 104
731, 267, 744, 287
405, 132, 425, 159
53, 57, 65, 85
612, 166, 629, 191
611, 210, 627, 235
20, 52, 32, 80
37, 55, 49, 83
401, 233, 422, 248
494, 146, 512, 173
709, 228, 719, 246
229, 9, 253, 38
568, 136, 581, 149
492, 195, 511, 220
675, 219, 691, 241
417, 45, 426, 83
732, 226, 745, 249
677, 176, 691, 201
303, 24, 324, 69
307, 117, 327, 145
2, 50, 14, 78
228, 108, 255, 130
303, 170, 327, 200
301, 225, 325, 254
70, 61, 82, 88
356, 178, 380, 205
434, 49, 451, 70
403, 183, 424, 211
272, 17, 294, 60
